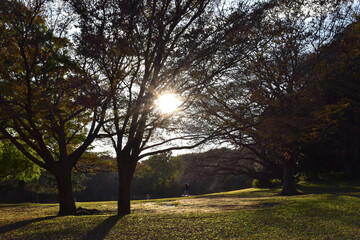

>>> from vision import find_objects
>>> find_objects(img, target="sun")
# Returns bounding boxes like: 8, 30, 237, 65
155, 93, 181, 114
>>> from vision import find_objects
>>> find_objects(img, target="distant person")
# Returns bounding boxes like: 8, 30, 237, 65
183, 183, 190, 196
146, 194, 150, 200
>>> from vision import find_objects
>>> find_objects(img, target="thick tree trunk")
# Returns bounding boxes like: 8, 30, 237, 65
117, 173, 132, 215
117, 157, 135, 215
280, 158, 299, 196
55, 168, 76, 215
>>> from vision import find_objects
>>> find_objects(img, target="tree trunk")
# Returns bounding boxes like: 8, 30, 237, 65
117, 173, 132, 215
117, 157, 135, 215
55, 168, 76, 215
280, 158, 299, 196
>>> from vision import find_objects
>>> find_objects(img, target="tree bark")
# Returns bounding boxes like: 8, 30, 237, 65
117, 156, 135, 215
280, 158, 299, 196
117, 174, 132, 215
54, 167, 77, 215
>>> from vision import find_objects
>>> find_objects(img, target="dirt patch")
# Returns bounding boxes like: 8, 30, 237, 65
75, 207, 101, 215
131, 197, 278, 214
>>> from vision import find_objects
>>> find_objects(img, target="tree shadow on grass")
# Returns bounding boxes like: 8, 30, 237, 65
82, 215, 123, 240
297, 182, 360, 195
0, 216, 57, 234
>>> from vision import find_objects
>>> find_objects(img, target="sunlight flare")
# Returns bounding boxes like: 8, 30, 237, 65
155, 93, 181, 114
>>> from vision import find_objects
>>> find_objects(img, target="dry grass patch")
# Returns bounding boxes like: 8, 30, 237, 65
131, 196, 278, 214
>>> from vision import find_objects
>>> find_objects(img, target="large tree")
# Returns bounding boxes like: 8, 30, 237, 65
199, 0, 358, 195
68, 0, 248, 214
243, 0, 357, 194
0, 0, 108, 215
303, 18, 360, 177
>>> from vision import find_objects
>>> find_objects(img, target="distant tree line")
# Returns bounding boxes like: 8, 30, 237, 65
1, 150, 251, 202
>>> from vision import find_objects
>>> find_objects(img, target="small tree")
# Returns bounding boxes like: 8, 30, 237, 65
132, 152, 182, 197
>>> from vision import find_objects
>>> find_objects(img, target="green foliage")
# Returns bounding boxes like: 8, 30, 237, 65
252, 179, 260, 188
26, 171, 88, 195
295, 172, 314, 182
296, 172, 346, 183
253, 178, 282, 188
270, 179, 282, 187
76, 153, 117, 175
132, 152, 182, 197
252, 179, 271, 188
0, 140, 42, 182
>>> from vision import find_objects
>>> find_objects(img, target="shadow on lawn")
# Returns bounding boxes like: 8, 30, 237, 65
82, 215, 123, 240
0, 216, 56, 234
297, 181, 360, 195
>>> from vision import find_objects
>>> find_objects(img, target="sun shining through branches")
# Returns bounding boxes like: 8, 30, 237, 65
155, 93, 182, 114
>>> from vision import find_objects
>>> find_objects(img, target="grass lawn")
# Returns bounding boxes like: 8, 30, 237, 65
0, 181, 359, 239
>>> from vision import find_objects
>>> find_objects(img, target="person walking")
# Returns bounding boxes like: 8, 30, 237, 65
184, 183, 190, 196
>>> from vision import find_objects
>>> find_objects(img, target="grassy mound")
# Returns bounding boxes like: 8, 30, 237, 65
0, 181, 359, 239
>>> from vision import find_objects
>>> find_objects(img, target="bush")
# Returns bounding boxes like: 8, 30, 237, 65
295, 172, 314, 182
252, 179, 272, 188
253, 178, 282, 188
252, 179, 261, 188
270, 179, 282, 187
295, 172, 346, 182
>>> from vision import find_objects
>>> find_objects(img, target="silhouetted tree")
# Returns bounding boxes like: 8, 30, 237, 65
199, 0, 358, 195
68, 0, 245, 214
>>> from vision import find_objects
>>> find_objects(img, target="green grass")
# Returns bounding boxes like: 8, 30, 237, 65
0, 181, 359, 239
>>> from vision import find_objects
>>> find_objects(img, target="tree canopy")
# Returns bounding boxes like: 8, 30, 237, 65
68, 0, 246, 214
198, 0, 359, 194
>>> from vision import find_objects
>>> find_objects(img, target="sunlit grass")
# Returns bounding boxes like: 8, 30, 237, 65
0, 181, 359, 239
